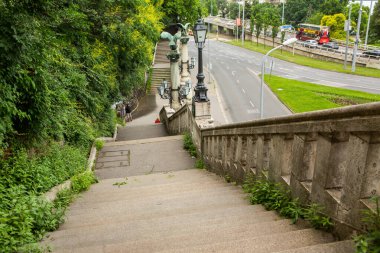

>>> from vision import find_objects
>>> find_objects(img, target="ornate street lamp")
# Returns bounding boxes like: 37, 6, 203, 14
193, 19, 209, 102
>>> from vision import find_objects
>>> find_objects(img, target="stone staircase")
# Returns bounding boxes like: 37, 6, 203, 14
43, 96, 355, 252
150, 41, 171, 95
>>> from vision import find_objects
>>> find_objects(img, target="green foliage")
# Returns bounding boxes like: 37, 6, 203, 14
369, 2, 380, 43
307, 12, 325, 25
94, 139, 105, 151
71, 171, 98, 193
355, 196, 380, 253
303, 203, 333, 230
243, 176, 333, 230
195, 159, 205, 169
321, 13, 346, 39
183, 132, 197, 157
0, 144, 87, 194
0, 0, 162, 149
0, 143, 91, 252
161, 0, 203, 25
348, 3, 370, 37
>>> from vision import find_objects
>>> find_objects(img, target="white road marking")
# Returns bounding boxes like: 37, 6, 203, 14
249, 101, 255, 108
232, 70, 236, 76
247, 109, 260, 114
242, 88, 246, 93
236, 79, 240, 84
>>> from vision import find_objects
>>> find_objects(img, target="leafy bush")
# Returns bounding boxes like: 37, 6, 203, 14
355, 196, 380, 253
195, 159, 205, 169
183, 132, 197, 157
0, 144, 87, 195
71, 171, 98, 193
0, 143, 92, 252
243, 176, 333, 228
94, 140, 105, 151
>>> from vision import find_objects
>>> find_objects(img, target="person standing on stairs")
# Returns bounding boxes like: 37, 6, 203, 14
125, 103, 132, 122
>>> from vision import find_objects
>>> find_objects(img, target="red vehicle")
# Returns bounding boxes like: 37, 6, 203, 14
296, 23, 330, 44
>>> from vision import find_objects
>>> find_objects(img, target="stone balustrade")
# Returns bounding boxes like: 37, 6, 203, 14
161, 102, 380, 238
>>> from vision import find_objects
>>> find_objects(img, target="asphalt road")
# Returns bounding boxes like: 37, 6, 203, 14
188, 39, 380, 123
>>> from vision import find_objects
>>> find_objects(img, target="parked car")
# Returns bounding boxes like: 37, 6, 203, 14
302, 40, 318, 48
363, 50, 380, 56
322, 42, 339, 50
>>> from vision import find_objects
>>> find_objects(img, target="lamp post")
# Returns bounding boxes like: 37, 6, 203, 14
344, 3, 352, 69
193, 19, 209, 103
352, 0, 363, 72
260, 38, 297, 119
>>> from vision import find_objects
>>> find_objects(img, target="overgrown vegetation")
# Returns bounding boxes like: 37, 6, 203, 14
243, 175, 333, 230
0, 156, 97, 253
355, 196, 380, 253
94, 139, 105, 152
195, 159, 205, 169
183, 132, 197, 157
264, 75, 380, 113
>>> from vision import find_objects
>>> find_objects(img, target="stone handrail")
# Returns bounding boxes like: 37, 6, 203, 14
160, 104, 202, 154
162, 102, 380, 238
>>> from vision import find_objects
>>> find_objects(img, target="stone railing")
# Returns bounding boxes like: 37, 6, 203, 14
161, 102, 380, 238
160, 105, 202, 153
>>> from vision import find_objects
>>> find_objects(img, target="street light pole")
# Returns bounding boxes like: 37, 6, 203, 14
193, 19, 209, 103
364, 0, 374, 49
260, 38, 297, 119
242, 1, 245, 45
344, 3, 352, 69
281, 1, 285, 25
352, 0, 363, 72
237, 3, 240, 40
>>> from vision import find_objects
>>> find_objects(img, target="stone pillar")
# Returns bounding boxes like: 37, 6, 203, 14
179, 37, 192, 104
167, 50, 181, 110
218, 26, 224, 35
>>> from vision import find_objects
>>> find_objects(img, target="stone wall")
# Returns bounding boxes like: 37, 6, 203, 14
161, 102, 380, 238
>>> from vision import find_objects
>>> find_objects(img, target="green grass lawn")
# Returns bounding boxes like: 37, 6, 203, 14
264, 75, 380, 113
227, 40, 380, 78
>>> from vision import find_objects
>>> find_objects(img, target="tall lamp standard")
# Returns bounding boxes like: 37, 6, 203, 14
193, 19, 209, 104
260, 38, 297, 119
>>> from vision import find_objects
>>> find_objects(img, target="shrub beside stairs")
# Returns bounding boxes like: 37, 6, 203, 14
43, 120, 355, 252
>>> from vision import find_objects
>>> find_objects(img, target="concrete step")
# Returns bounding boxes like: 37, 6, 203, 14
91, 169, 228, 189
50, 219, 307, 251
69, 183, 245, 206
59, 204, 269, 231
274, 240, 355, 253
157, 228, 334, 253
60, 203, 274, 230
65, 189, 252, 217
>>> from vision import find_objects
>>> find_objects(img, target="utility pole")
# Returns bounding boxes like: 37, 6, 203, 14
352, 0, 363, 72
344, 3, 352, 69
237, 3, 241, 40
242, 1, 245, 45
281, 0, 285, 25
364, 0, 375, 49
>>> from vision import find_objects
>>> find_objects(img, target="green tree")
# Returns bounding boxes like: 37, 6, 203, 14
321, 13, 346, 39
161, 0, 203, 25
307, 12, 325, 25
348, 3, 369, 37
284, 0, 319, 24
369, 2, 380, 43
251, 3, 264, 46
319, 0, 348, 15
203, 0, 218, 16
